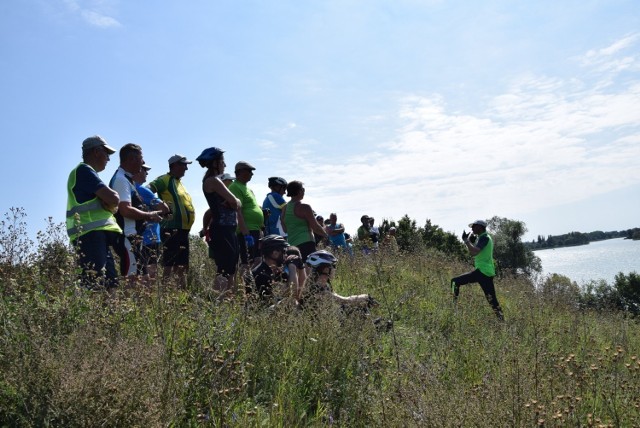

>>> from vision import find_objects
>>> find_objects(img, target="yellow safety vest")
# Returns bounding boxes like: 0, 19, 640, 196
66, 163, 122, 239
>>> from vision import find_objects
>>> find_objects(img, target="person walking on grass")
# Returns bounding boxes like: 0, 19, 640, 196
451, 219, 504, 321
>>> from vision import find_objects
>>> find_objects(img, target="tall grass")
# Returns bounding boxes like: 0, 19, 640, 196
1, 210, 638, 426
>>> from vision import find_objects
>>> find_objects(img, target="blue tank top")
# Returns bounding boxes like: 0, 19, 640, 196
204, 188, 237, 227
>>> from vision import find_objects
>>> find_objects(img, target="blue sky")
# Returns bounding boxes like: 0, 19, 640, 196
1, 0, 639, 242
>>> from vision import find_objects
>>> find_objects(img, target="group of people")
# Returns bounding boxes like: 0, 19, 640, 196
66, 136, 195, 289
66, 135, 503, 319
65, 136, 375, 311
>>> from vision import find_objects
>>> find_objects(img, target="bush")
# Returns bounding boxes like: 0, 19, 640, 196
540, 273, 580, 307
614, 271, 640, 316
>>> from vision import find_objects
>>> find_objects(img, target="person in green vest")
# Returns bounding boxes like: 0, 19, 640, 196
451, 219, 504, 320
66, 135, 122, 289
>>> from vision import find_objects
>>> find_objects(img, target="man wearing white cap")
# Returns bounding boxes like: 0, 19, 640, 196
451, 219, 504, 320
149, 154, 195, 288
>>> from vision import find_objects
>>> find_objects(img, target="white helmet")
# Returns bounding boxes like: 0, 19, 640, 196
306, 250, 337, 269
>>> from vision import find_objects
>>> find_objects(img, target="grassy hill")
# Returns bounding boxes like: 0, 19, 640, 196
1, 236, 639, 426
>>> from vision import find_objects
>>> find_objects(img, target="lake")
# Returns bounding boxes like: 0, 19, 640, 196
534, 238, 640, 285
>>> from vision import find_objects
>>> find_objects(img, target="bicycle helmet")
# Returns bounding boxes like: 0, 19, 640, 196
306, 250, 338, 269
196, 147, 224, 166
260, 234, 290, 252
268, 176, 287, 188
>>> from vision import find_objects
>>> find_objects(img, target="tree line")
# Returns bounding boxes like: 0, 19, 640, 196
525, 228, 640, 250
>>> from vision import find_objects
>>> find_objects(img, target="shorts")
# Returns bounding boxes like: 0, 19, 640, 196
296, 241, 317, 263
161, 228, 190, 267
237, 229, 262, 264
210, 225, 239, 276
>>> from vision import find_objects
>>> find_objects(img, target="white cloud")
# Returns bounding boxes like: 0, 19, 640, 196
81, 10, 120, 28
276, 36, 640, 235
62, 0, 121, 28
578, 33, 639, 73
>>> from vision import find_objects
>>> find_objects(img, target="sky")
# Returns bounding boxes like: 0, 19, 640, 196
1, 0, 639, 242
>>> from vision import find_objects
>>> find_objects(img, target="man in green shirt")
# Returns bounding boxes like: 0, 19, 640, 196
229, 161, 264, 269
451, 219, 504, 320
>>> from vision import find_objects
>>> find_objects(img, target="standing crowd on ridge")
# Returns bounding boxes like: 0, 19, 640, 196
67, 135, 503, 319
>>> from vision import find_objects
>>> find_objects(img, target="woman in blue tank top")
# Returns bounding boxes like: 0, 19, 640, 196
197, 147, 241, 299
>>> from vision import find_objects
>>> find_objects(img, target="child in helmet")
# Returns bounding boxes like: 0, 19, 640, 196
300, 250, 376, 308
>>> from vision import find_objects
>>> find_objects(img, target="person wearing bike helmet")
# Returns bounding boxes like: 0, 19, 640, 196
301, 250, 375, 308
246, 234, 291, 304
197, 146, 242, 298
262, 177, 288, 236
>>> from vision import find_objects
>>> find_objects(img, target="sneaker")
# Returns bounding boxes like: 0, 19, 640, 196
451, 281, 459, 298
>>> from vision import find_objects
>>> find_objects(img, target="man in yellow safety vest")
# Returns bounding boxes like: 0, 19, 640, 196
66, 135, 122, 289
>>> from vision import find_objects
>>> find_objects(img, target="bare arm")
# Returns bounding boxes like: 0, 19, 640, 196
465, 240, 481, 256
330, 292, 371, 306
329, 224, 345, 236
202, 209, 212, 231
152, 200, 170, 215
236, 210, 249, 236
287, 263, 300, 301
203, 176, 241, 209
118, 201, 162, 222
295, 203, 328, 238
280, 203, 287, 233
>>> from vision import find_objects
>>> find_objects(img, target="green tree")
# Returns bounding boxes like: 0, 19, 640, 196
487, 216, 541, 277
421, 219, 466, 259
614, 272, 640, 316
541, 273, 580, 306
395, 215, 423, 252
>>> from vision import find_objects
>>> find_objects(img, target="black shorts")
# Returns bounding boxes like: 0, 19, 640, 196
210, 225, 239, 276
297, 241, 317, 263
161, 228, 190, 267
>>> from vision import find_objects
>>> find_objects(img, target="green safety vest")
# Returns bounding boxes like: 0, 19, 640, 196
474, 232, 496, 277
66, 163, 122, 239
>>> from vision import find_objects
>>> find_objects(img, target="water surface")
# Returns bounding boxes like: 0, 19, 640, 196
534, 238, 640, 284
